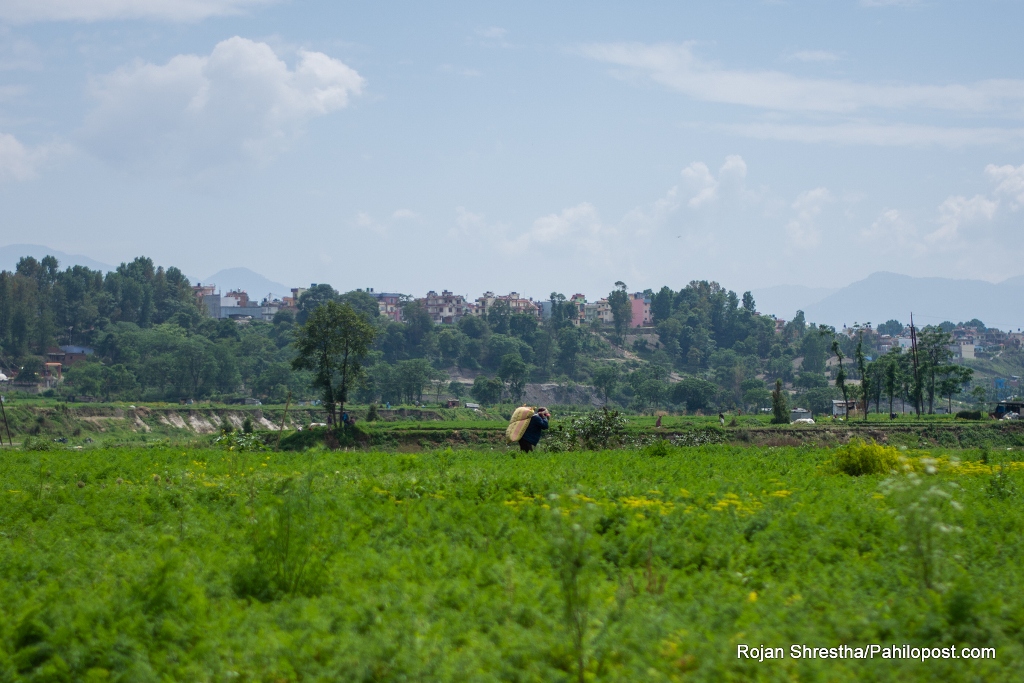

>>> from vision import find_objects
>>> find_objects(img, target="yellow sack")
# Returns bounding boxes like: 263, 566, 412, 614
506, 406, 535, 443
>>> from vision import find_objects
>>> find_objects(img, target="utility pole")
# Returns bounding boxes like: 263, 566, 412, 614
910, 313, 921, 416
0, 395, 12, 446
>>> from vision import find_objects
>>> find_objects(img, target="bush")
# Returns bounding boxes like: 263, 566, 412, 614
955, 410, 982, 420
545, 407, 629, 451
833, 438, 900, 476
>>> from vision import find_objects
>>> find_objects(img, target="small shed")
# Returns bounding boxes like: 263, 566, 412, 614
832, 399, 858, 417
790, 408, 811, 422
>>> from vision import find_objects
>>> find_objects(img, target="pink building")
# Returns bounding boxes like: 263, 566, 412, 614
630, 293, 652, 328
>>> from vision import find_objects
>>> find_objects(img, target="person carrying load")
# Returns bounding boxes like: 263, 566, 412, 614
506, 405, 550, 452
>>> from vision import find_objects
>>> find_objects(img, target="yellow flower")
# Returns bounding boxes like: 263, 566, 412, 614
748, 591, 758, 602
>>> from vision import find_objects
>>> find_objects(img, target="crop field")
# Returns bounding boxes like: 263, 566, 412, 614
2, 442, 1023, 682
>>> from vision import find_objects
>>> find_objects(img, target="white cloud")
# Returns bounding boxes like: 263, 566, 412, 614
0, 133, 66, 181
786, 187, 832, 247
518, 203, 611, 253
717, 122, 1024, 148
81, 37, 363, 173
0, 0, 273, 23
859, 208, 923, 254
581, 42, 1024, 115
787, 50, 840, 63
928, 194, 998, 244
392, 209, 417, 220
986, 163, 1024, 207
680, 154, 747, 207
452, 206, 494, 238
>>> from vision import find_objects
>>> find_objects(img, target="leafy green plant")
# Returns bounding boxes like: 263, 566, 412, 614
548, 496, 596, 683
879, 465, 963, 591
214, 431, 266, 452
232, 475, 332, 600
832, 438, 900, 476
987, 462, 1017, 500
546, 407, 629, 451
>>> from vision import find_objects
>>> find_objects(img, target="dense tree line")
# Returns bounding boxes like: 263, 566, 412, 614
0, 254, 984, 414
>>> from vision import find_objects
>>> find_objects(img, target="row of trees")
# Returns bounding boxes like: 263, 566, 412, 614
0, 253, 990, 416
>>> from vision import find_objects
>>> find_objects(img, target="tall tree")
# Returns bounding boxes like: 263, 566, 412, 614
292, 301, 376, 425
770, 378, 789, 424
831, 336, 849, 418
855, 330, 870, 421
917, 326, 954, 414
608, 281, 631, 342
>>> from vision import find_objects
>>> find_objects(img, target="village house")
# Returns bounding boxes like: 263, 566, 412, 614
422, 290, 472, 324
474, 292, 540, 319
630, 292, 652, 328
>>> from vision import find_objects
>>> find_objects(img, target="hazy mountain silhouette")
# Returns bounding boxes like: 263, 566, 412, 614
801, 272, 1024, 331
750, 284, 839, 320
0, 244, 113, 273
201, 267, 290, 300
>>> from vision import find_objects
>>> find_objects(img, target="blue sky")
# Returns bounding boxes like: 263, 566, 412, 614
2, 0, 1023, 302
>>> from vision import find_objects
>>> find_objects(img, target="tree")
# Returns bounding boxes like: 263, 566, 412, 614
939, 365, 973, 414
831, 336, 849, 417
671, 376, 718, 412
448, 380, 466, 399
771, 379, 789, 424
395, 359, 434, 404
917, 326, 954, 414
296, 284, 339, 324
471, 375, 503, 406
591, 364, 619, 405
741, 291, 755, 313
556, 326, 583, 379
338, 290, 380, 321
498, 353, 530, 404
855, 330, 870, 421
608, 282, 631, 341
884, 349, 901, 415
651, 286, 673, 324
487, 300, 511, 335
878, 319, 903, 336
292, 301, 376, 425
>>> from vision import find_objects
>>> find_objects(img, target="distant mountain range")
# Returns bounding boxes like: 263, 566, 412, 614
754, 272, 1024, 332
200, 268, 290, 300
0, 243, 113, 273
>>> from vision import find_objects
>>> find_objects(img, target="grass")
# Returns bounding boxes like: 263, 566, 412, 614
2, 442, 1023, 681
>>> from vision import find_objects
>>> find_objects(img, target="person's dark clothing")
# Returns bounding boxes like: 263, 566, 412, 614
518, 414, 548, 451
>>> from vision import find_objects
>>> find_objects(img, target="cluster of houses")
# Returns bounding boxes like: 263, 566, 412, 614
191, 284, 656, 329
827, 322, 1024, 361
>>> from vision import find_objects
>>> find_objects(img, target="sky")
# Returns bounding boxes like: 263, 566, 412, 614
1, 0, 1023, 303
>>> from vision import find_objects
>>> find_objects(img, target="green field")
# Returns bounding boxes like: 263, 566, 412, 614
1, 442, 1023, 682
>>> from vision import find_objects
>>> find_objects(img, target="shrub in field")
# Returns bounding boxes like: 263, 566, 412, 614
545, 408, 630, 451
956, 410, 982, 420
214, 431, 266, 452
232, 475, 332, 600
832, 438, 900, 476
